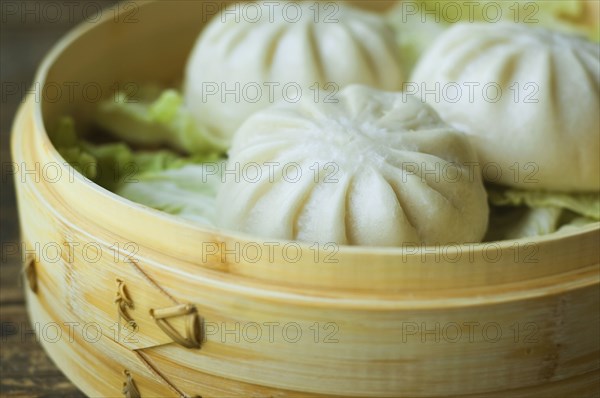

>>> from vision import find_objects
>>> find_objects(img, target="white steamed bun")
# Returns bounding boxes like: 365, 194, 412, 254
216, 85, 489, 247
411, 23, 600, 192
185, 1, 404, 144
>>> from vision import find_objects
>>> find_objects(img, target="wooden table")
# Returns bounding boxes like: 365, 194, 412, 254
1, 2, 116, 396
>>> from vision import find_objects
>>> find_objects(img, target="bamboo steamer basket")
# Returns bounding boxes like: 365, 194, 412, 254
11, 1, 600, 397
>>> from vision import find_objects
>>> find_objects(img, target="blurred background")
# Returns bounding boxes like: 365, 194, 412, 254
1, 1, 116, 396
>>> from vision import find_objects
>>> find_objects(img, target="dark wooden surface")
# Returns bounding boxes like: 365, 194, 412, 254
1, 2, 116, 396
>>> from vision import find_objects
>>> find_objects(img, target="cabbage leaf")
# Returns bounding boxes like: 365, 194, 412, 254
50, 116, 223, 224
485, 186, 599, 241
115, 163, 224, 226
95, 87, 228, 156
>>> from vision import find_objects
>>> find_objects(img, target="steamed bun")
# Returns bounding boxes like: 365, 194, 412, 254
216, 85, 489, 247
411, 23, 600, 192
185, 1, 404, 144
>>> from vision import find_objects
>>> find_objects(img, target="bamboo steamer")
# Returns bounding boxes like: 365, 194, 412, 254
11, 1, 600, 397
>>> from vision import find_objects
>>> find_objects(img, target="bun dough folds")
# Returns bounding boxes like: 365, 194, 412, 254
412, 23, 600, 192
216, 85, 489, 247
185, 2, 404, 144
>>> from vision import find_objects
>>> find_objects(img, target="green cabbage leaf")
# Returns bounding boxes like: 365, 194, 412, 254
485, 186, 599, 241
95, 87, 228, 156
49, 117, 222, 225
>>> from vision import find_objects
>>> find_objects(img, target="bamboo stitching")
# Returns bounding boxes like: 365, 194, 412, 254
127, 260, 202, 349
22, 255, 37, 293
150, 304, 201, 349
135, 350, 202, 398
115, 278, 136, 327
127, 259, 178, 304
122, 370, 141, 398
121, 261, 202, 395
